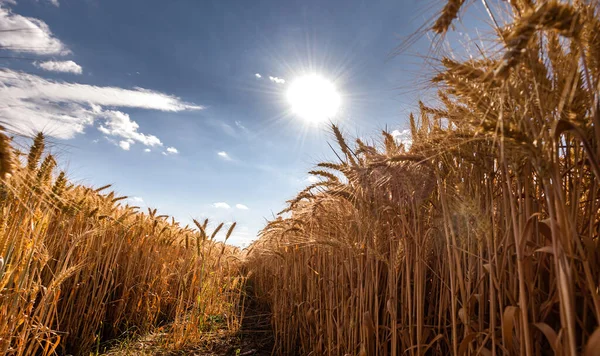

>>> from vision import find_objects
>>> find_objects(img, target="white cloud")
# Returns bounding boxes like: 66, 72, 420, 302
34, 60, 82, 74
125, 196, 145, 206
97, 109, 162, 147
0, 69, 201, 140
0, 70, 201, 113
48, 0, 59, 6
255, 73, 262, 78
129, 196, 144, 203
166, 147, 178, 154
217, 151, 232, 160
235, 204, 249, 210
269, 76, 285, 84
144, 148, 151, 152
306, 175, 319, 183
391, 129, 413, 149
213, 202, 230, 209
0, 7, 68, 55
118, 140, 131, 150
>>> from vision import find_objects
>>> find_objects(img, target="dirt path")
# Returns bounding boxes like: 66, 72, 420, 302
191, 293, 274, 356
102, 292, 274, 356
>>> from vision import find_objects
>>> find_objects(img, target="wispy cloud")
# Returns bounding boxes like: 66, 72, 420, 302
0, 7, 68, 55
255, 73, 262, 78
206, 119, 250, 138
234, 120, 248, 131
213, 202, 230, 209
391, 129, 412, 149
207, 119, 237, 137
0, 69, 201, 140
217, 151, 232, 161
34, 60, 82, 74
166, 147, 178, 154
1, 70, 201, 112
235, 204, 249, 210
144, 148, 151, 153
48, 0, 60, 6
269, 76, 285, 84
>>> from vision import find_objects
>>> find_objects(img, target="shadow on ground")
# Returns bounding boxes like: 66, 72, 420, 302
102, 289, 274, 356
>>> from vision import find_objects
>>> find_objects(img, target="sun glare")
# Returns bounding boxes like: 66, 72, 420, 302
286, 74, 341, 124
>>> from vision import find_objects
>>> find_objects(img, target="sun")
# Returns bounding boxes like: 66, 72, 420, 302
286, 74, 341, 124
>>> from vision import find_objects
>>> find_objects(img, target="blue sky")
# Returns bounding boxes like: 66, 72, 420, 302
0, 0, 487, 246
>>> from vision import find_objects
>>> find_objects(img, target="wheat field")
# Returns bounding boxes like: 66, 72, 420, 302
0, 132, 244, 355
2, 0, 600, 355
246, 0, 600, 355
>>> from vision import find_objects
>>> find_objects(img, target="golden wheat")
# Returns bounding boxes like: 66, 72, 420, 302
246, 1, 600, 355
0, 135, 245, 355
